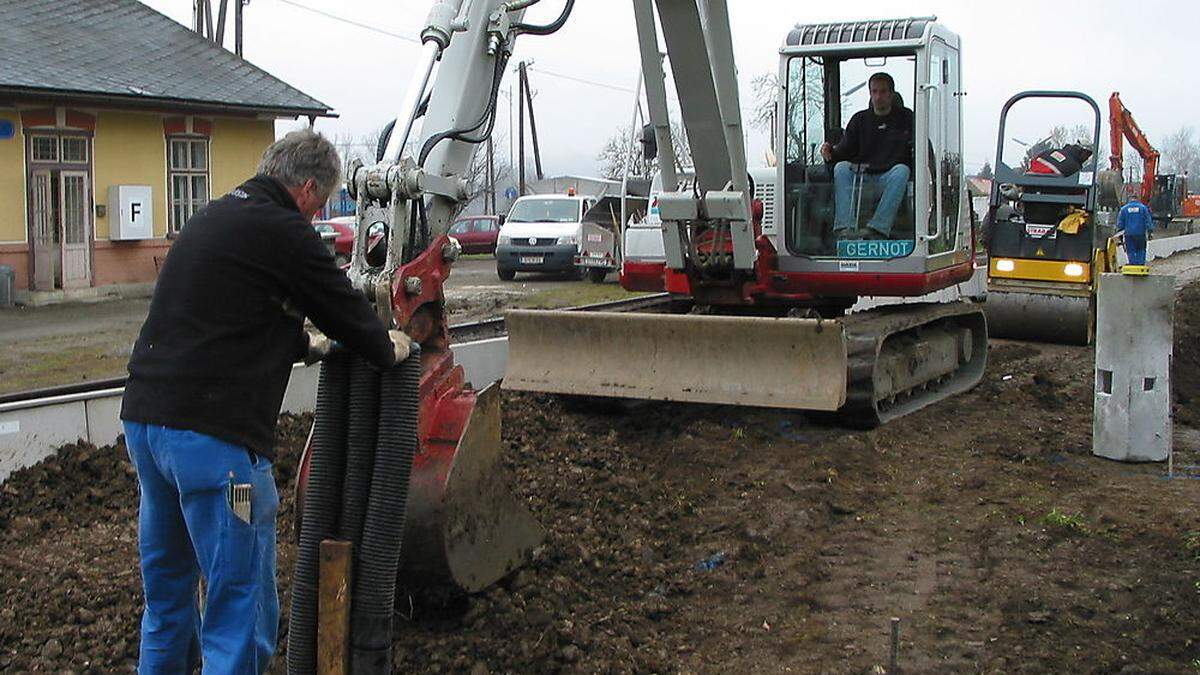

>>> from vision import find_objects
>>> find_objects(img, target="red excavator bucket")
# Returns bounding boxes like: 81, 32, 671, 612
295, 347, 543, 593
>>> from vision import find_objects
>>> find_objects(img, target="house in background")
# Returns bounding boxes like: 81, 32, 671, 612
0, 0, 333, 304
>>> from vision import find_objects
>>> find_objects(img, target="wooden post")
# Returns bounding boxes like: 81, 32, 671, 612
318, 540, 353, 675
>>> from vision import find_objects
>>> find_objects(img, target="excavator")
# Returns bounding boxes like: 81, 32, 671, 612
291, 4, 986, 671
1108, 92, 1199, 229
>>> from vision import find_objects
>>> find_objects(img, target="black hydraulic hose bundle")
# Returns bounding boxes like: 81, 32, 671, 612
287, 351, 351, 674
512, 0, 575, 35
350, 345, 422, 673
287, 346, 421, 674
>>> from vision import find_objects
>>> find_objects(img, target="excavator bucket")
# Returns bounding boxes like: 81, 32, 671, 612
399, 382, 544, 593
503, 310, 849, 411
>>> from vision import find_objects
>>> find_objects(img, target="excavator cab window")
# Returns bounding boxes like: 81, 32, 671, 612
783, 53, 919, 259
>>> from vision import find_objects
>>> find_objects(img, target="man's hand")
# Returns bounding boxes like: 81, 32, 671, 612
389, 330, 414, 364
304, 330, 332, 366
820, 142, 833, 162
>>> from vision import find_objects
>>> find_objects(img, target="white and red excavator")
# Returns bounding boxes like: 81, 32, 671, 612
291, 4, 984, 672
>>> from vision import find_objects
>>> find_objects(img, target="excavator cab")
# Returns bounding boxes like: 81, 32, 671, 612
983, 91, 1108, 344
774, 18, 975, 299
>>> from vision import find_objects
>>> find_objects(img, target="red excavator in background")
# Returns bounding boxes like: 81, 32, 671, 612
1108, 92, 1200, 225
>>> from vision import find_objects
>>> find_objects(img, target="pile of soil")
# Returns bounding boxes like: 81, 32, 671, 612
3, 285, 1199, 673
1173, 282, 1200, 426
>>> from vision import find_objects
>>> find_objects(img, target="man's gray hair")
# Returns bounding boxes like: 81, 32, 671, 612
257, 128, 342, 199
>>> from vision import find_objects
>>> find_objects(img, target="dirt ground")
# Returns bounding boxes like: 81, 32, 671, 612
1, 283, 1199, 673
0, 258, 638, 395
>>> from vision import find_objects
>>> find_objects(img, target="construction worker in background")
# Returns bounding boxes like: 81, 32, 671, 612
120, 129, 410, 673
820, 71, 915, 240
1117, 192, 1154, 267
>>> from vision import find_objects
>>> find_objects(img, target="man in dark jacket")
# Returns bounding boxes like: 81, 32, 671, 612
120, 129, 409, 673
820, 72, 914, 239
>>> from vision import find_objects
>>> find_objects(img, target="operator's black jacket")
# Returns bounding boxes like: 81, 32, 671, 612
830, 105, 915, 174
121, 175, 395, 460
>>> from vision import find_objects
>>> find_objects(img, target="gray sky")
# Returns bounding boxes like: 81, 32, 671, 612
142, 0, 1198, 177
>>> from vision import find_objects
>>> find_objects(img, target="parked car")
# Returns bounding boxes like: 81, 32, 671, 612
314, 216, 384, 266
313, 216, 356, 266
448, 215, 502, 254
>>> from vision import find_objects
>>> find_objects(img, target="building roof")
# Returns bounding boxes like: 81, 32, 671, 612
0, 0, 332, 118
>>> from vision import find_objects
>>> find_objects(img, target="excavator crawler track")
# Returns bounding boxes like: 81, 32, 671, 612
838, 301, 988, 427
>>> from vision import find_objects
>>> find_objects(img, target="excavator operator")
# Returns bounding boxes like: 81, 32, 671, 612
820, 72, 915, 240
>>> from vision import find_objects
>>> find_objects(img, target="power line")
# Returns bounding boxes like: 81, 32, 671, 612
526, 66, 634, 94
273, 0, 420, 43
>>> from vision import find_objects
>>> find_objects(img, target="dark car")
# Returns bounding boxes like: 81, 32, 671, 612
448, 215, 501, 255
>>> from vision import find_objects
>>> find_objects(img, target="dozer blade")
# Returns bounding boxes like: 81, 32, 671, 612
984, 289, 1093, 345
400, 382, 544, 593
503, 310, 849, 411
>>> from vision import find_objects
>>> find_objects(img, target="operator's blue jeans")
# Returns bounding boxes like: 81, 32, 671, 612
124, 421, 279, 674
833, 161, 910, 235
1125, 232, 1147, 265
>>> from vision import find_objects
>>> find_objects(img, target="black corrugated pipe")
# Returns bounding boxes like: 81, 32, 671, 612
339, 357, 381, 546
287, 352, 351, 675
350, 345, 421, 673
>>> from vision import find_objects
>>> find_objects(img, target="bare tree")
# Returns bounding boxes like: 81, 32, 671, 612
1161, 126, 1200, 179
1021, 123, 1106, 172
597, 121, 692, 180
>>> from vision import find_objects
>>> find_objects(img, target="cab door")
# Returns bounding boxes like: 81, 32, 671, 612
926, 37, 963, 261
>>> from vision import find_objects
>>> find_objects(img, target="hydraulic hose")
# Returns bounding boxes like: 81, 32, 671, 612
337, 357, 381, 545
417, 50, 509, 168
350, 345, 422, 673
512, 0, 574, 35
287, 352, 351, 675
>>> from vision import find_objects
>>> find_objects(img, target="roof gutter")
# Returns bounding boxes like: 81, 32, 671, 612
0, 85, 337, 119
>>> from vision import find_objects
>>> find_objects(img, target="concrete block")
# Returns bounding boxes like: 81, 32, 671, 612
1093, 273, 1175, 462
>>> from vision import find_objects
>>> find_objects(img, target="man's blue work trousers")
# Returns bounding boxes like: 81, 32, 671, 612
833, 161, 911, 236
1126, 232, 1147, 266
124, 421, 279, 674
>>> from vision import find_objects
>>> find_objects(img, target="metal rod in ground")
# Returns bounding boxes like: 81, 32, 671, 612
890, 616, 900, 673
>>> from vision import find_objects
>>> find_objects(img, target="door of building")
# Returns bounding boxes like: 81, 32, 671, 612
59, 171, 90, 289
26, 133, 92, 291
29, 170, 58, 291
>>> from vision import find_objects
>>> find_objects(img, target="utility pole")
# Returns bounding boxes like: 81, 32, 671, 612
518, 67, 526, 196
518, 62, 545, 181
486, 136, 496, 215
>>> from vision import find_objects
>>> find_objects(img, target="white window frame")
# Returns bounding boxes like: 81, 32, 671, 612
167, 136, 211, 232
30, 135, 59, 163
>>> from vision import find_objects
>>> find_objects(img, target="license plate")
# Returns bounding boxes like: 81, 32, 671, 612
520, 256, 543, 265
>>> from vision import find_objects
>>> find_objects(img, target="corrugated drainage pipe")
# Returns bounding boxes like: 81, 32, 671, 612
287, 352, 351, 674
339, 357, 381, 545
350, 345, 421, 673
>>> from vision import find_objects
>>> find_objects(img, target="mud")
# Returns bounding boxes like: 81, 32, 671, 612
2, 285, 1199, 673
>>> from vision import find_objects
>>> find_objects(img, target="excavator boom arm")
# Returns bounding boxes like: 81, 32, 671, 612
1109, 92, 1160, 203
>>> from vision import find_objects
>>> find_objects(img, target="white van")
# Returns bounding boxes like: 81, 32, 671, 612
496, 194, 596, 280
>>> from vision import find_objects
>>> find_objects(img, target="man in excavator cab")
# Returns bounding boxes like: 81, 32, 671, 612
819, 72, 915, 241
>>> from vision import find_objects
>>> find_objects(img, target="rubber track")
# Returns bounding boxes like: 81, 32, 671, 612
838, 301, 988, 428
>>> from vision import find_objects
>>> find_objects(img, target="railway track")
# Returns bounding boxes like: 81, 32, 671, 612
0, 293, 670, 407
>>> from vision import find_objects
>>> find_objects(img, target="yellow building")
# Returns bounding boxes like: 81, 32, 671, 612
0, 0, 332, 303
